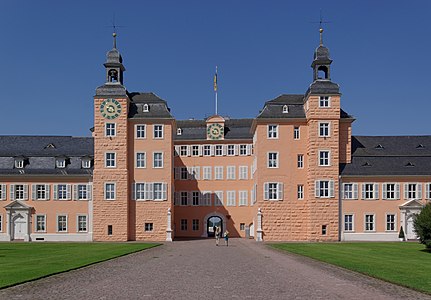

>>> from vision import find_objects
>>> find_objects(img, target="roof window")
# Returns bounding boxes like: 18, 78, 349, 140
14, 158, 25, 169
374, 144, 384, 149
362, 162, 372, 167
44, 143, 56, 149
177, 128, 182, 136
282, 105, 289, 114
56, 158, 66, 168
405, 162, 415, 167
82, 158, 92, 169
416, 144, 425, 149
143, 104, 149, 112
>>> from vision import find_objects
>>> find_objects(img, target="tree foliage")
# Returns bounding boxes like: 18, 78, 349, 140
413, 203, 431, 249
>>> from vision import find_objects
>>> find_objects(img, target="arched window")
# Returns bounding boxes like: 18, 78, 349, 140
282, 105, 288, 113
177, 128, 182, 135
108, 69, 118, 83
143, 104, 149, 112
317, 66, 328, 79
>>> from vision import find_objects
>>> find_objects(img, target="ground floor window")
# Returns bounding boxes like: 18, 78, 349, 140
192, 219, 199, 231
181, 219, 187, 231
77, 215, 87, 232
108, 225, 113, 235
240, 223, 245, 231
145, 223, 153, 232
365, 214, 375, 231
57, 215, 67, 232
321, 225, 327, 235
344, 214, 354, 232
0, 214, 2, 232
386, 214, 396, 231
36, 215, 46, 232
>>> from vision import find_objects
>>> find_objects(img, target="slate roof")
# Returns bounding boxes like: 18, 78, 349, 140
128, 92, 174, 119
175, 119, 253, 140
340, 136, 431, 176
0, 136, 93, 176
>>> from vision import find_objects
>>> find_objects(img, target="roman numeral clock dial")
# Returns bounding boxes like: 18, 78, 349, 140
100, 99, 122, 119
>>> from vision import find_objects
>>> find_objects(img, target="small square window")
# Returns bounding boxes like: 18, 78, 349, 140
145, 223, 153, 231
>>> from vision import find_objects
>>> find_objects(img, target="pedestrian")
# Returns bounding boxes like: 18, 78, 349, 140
224, 230, 229, 246
215, 226, 220, 246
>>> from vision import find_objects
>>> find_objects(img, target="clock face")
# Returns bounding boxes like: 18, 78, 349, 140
100, 99, 122, 119
207, 123, 224, 140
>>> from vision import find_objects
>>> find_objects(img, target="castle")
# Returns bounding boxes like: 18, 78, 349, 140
1, 30, 430, 242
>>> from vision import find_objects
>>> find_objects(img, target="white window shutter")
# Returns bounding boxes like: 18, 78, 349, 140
188, 192, 192, 205
246, 144, 252, 156
315, 181, 320, 198
187, 167, 192, 180
162, 183, 167, 200
10, 185, 15, 201
87, 184, 92, 200
23, 185, 28, 200
198, 145, 203, 156
330, 180, 335, 198
45, 184, 50, 200
210, 145, 215, 156
174, 146, 180, 157
374, 183, 379, 199
148, 183, 154, 200
395, 183, 400, 199
132, 183, 136, 200
361, 184, 366, 199
32, 184, 37, 200
174, 168, 180, 180
53, 184, 58, 200
418, 183, 422, 199
264, 183, 269, 200
186, 145, 191, 157
222, 145, 227, 156
234, 145, 239, 156
174, 192, 179, 205
195, 167, 200, 180
382, 183, 387, 199
278, 183, 284, 200
404, 183, 408, 199
73, 184, 78, 200
353, 183, 358, 199
426, 183, 431, 199
66, 184, 71, 200
1, 184, 6, 199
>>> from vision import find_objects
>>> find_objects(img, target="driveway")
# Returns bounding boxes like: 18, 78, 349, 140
0, 239, 430, 299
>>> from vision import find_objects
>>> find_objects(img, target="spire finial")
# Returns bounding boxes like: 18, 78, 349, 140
319, 27, 323, 45
113, 32, 117, 49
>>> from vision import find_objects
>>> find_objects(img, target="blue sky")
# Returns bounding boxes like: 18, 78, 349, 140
1, 1, 430, 137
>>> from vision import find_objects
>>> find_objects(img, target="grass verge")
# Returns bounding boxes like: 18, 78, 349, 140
0, 242, 159, 289
270, 242, 431, 294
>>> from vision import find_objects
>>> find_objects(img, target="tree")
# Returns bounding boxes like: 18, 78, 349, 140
413, 203, 431, 250
398, 226, 405, 241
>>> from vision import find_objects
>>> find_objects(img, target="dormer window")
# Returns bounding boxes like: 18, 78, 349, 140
362, 162, 372, 167
15, 158, 24, 169
44, 143, 56, 149
416, 144, 425, 149
282, 105, 289, 113
375, 144, 384, 149
143, 104, 149, 112
82, 159, 91, 169
177, 128, 182, 136
405, 162, 415, 167
56, 158, 66, 169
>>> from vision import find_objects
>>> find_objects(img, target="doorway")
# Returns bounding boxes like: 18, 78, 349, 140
207, 216, 223, 238
12, 213, 27, 240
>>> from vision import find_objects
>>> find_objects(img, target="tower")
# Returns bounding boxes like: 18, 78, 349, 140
92, 33, 130, 241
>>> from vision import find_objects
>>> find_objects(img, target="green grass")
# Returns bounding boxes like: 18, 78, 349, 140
270, 242, 431, 294
0, 242, 159, 289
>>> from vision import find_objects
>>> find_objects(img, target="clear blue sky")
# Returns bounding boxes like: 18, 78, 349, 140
1, 1, 430, 137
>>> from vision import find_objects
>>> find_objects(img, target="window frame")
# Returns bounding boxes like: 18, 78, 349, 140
105, 152, 116, 168
105, 122, 116, 137
104, 182, 116, 200
267, 152, 279, 168
77, 215, 88, 233
297, 154, 304, 169
319, 96, 331, 108
153, 152, 164, 168
153, 124, 164, 139
293, 126, 300, 140
318, 122, 330, 137
385, 213, 396, 232
35, 214, 46, 232
136, 152, 146, 168
136, 124, 146, 139
364, 214, 375, 232
318, 150, 331, 166
267, 124, 278, 139
57, 215, 68, 233
344, 214, 354, 232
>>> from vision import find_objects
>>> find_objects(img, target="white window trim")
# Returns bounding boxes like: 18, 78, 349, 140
56, 158, 66, 168
214, 166, 223, 180
32, 184, 50, 201
315, 180, 335, 198
104, 182, 116, 200
135, 124, 147, 139
0, 214, 2, 232
226, 166, 236, 180
343, 213, 355, 232
342, 183, 359, 200
239, 166, 248, 180
239, 190, 248, 206
297, 154, 304, 169
297, 185, 304, 200
56, 214, 68, 233
226, 190, 236, 206
293, 127, 300, 140
318, 150, 331, 167
364, 213, 376, 232
382, 183, 400, 200
319, 96, 331, 108
105, 122, 116, 137
153, 152, 164, 168
426, 183, 431, 200
135, 152, 146, 168
318, 121, 331, 137
267, 152, 279, 169
214, 191, 224, 206
35, 214, 46, 232
105, 152, 116, 168
77, 214, 88, 233
153, 124, 164, 139
267, 124, 279, 139
385, 213, 397, 232
15, 159, 24, 169
361, 183, 379, 200
81, 159, 91, 169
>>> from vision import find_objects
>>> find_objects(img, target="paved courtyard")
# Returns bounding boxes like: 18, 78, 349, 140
1, 239, 430, 299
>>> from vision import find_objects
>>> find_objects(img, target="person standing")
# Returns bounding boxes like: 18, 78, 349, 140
215, 226, 221, 246
224, 230, 229, 246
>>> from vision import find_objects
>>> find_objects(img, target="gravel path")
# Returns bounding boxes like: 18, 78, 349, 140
1, 239, 430, 299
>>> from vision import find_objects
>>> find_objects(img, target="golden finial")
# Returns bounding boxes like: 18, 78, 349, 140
319, 27, 324, 45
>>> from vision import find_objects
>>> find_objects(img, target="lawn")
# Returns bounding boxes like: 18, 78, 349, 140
0, 242, 159, 289
270, 242, 431, 294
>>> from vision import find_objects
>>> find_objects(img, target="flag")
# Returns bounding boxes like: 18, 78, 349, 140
213, 66, 218, 92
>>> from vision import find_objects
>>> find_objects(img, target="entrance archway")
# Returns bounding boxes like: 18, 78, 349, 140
207, 216, 223, 238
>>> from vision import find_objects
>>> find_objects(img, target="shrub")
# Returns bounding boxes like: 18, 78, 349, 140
413, 203, 431, 249
398, 226, 405, 240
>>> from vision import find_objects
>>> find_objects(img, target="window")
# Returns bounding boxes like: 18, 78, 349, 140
319, 122, 330, 137
227, 145, 235, 156
57, 215, 67, 232
33, 184, 49, 200
344, 214, 354, 232
297, 154, 304, 169
215, 166, 223, 180
365, 214, 375, 231
315, 180, 334, 198
203, 166, 212, 180
214, 191, 223, 206
143, 104, 149, 112
108, 225, 113, 235
105, 183, 116, 200
297, 185, 304, 199
192, 191, 200, 206
56, 158, 66, 168
404, 183, 422, 199
203, 145, 211, 156
192, 219, 199, 231
153, 183, 164, 200
227, 191, 236, 206
268, 152, 278, 168
382, 183, 400, 200
386, 214, 396, 231
426, 183, 431, 200
267, 125, 278, 139
191, 145, 200, 156
136, 125, 146, 139
180, 219, 187, 231
240, 223, 246, 231
189, 167, 200, 180
177, 128, 182, 135
264, 182, 283, 201
319, 96, 330, 108
321, 225, 327, 235
153, 124, 164, 139
57, 184, 68, 200
136, 152, 146, 168
343, 183, 358, 199
153, 152, 163, 168
105, 123, 116, 137
180, 191, 188, 206
362, 183, 378, 200
294, 127, 300, 140
202, 192, 211, 206
227, 166, 236, 180
180, 167, 188, 180
239, 145, 247, 156
134, 183, 167, 201
75, 184, 90, 200
35, 215, 46, 232
318, 150, 330, 166
81, 159, 91, 169
0, 184, 5, 200
105, 153, 116, 168
180, 145, 188, 156
135, 183, 145, 200
239, 166, 248, 180
77, 215, 87, 232
215, 145, 223, 156
15, 159, 24, 169
145, 223, 153, 231
239, 190, 248, 206
11, 184, 28, 200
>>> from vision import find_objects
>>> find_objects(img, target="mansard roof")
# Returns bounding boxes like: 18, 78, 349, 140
128, 92, 174, 119
0, 136, 93, 176
175, 119, 253, 141
340, 136, 431, 176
